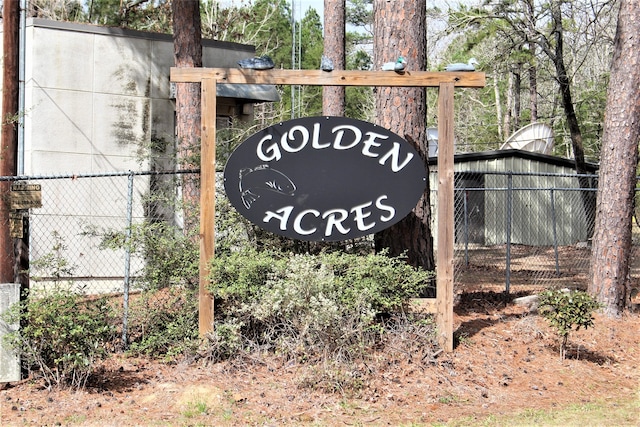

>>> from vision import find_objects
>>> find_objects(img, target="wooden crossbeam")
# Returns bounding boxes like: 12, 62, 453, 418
170, 67, 485, 88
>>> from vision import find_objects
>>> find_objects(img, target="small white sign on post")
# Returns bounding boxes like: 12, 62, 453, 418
0, 283, 20, 383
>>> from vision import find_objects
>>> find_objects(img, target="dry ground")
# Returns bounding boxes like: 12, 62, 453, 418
1, 291, 638, 426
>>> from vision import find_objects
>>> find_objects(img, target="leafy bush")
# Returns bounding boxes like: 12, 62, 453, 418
79, 219, 202, 360
29, 231, 76, 284
207, 248, 435, 364
90, 220, 199, 290
538, 289, 602, 359
2, 289, 117, 389
81, 218, 200, 360
132, 222, 200, 290
125, 286, 199, 360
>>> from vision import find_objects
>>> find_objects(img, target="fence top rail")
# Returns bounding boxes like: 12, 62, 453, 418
0, 169, 200, 181
457, 186, 599, 192
430, 170, 600, 179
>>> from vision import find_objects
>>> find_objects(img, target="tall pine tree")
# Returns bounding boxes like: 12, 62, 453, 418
372, 0, 435, 281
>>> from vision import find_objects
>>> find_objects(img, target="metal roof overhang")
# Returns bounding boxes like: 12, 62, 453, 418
428, 149, 599, 173
217, 83, 280, 103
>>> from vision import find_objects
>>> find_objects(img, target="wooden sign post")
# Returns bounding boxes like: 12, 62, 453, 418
171, 68, 485, 352
199, 78, 217, 335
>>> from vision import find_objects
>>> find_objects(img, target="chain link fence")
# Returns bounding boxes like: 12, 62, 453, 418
444, 171, 640, 296
3, 169, 639, 340
3, 170, 200, 295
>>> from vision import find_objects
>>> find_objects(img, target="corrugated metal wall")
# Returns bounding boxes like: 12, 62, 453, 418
429, 154, 595, 248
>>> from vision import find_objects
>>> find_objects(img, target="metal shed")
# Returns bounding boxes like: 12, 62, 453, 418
428, 149, 599, 247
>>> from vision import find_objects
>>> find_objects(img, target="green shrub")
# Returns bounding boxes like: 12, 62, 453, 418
125, 286, 199, 360
90, 220, 199, 290
538, 289, 602, 359
81, 217, 200, 360
205, 319, 245, 361
322, 250, 432, 313
207, 248, 435, 363
209, 247, 287, 307
29, 231, 76, 283
2, 289, 117, 389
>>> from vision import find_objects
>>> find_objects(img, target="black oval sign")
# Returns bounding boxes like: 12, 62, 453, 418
223, 116, 426, 242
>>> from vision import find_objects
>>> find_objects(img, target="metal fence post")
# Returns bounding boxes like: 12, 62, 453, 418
551, 189, 560, 275
505, 172, 512, 295
122, 171, 134, 348
463, 189, 469, 266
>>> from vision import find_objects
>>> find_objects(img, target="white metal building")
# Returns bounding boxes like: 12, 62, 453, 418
1, 19, 278, 292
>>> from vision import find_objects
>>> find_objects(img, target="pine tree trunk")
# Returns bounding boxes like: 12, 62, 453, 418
589, 0, 640, 317
172, 0, 203, 236
322, 0, 345, 116
524, 1, 538, 123
372, 0, 435, 279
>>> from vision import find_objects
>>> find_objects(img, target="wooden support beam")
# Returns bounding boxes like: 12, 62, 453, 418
436, 82, 456, 352
199, 78, 216, 336
171, 68, 486, 88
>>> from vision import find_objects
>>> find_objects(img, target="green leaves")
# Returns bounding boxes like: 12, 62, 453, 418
207, 248, 434, 362
125, 287, 199, 360
538, 289, 602, 359
2, 289, 117, 389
